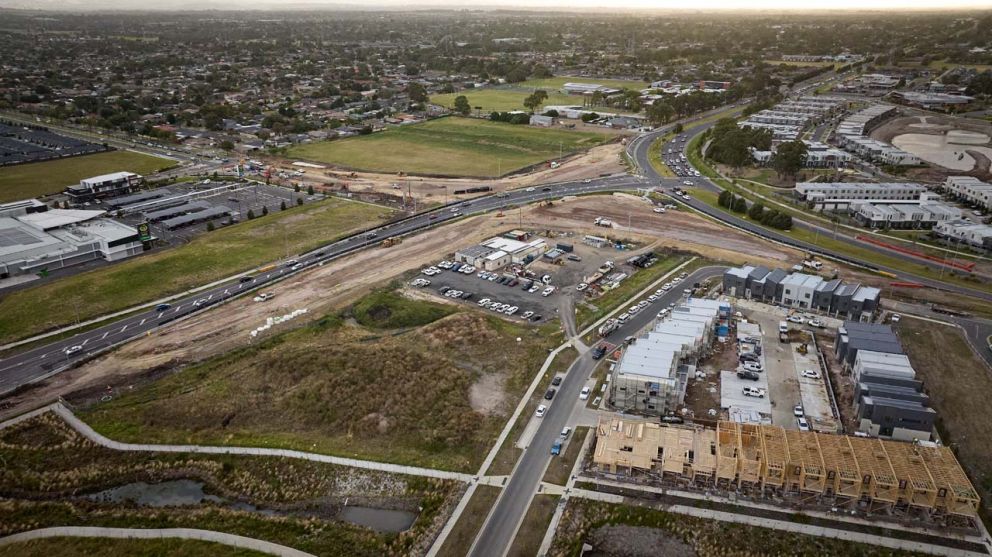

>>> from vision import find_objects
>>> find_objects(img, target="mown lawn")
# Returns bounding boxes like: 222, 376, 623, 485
430, 89, 578, 114
288, 117, 611, 177
82, 294, 563, 472
0, 198, 392, 344
0, 150, 176, 202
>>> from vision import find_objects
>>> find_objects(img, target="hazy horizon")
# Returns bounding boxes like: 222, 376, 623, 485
2, 0, 992, 11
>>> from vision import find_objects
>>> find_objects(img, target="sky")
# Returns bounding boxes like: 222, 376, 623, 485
5, 0, 992, 9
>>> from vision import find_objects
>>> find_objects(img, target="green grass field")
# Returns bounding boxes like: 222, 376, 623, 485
927, 60, 992, 72
431, 88, 578, 114
0, 198, 392, 344
0, 150, 176, 202
519, 77, 649, 90
287, 117, 611, 178
764, 59, 837, 68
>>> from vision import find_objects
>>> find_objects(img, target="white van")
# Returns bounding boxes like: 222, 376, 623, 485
778, 321, 788, 334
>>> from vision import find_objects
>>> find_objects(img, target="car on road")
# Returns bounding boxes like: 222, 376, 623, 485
536, 404, 547, 418
657, 308, 670, 318
579, 387, 591, 400
544, 388, 556, 400
526, 187, 535, 192
794, 404, 805, 417
551, 439, 562, 455
285, 259, 298, 267
787, 315, 805, 324
290, 263, 304, 271
239, 276, 254, 283
155, 303, 172, 312
890, 313, 901, 323
591, 346, 607, 360
193, 298, 209, 307
797, 417, 811, 432
583, 179, 592, 183
560, 426, 571, 438
64, 345, 83, 355
801, 369, 821, 379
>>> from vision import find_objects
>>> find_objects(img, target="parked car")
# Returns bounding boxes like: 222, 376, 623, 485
742, 386, 766, 398
544, 388, 556, 400
579, 387, 591, 400
808, 318, 824, 328
890, 313, 901, 323
797, 417, 811, 431
551, 376, 562, 386
591, 346, 607, 360
253, 293, 273, 302
521, 310, 535, 320
737, 370, 760, 381
793, 404, 805, 417
576, 283, 588, 292
535, 404, 547, 418
560, 427, 571, 438
787, 315, 805, 324
657, 308, 670, 318
801, 369, 821, 379
742, 362, 763, 373
550, 439, 562, 455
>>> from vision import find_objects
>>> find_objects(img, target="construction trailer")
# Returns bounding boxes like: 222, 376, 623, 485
592, 417, 979, 522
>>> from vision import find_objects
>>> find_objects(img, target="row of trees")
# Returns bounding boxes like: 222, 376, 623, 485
717, 190, 792, 230
706, 118, 772, 169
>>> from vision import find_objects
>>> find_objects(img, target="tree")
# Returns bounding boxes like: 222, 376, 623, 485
307, 185, 315, 195
247, 209, 256, 220
646, 102, 674, 126
453, 95, 471, 116
297, 197, 304, 206
748, 202, 766, 221
718, 190, 733, 208
732, 196, 747, 213
219, 140, 234, 151
673, 123, 684, 134
523, 90, 549, 112
281, 200, 287, 211
407, 82, 428, 103
771, 140, 808, 180
294, 184, 301, 193
262, 206, 269, 216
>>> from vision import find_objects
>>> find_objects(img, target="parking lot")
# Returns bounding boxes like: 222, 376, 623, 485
411, 260, 561, 322
106, 180, 318, 246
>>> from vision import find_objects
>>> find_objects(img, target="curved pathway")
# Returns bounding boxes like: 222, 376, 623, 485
0, 403, 473, 483
0, 526, 316, 557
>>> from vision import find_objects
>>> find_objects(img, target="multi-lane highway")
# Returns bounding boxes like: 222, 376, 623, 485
0, 174, 647, 395
627, 119, 992, 302
467, 265, 726, 557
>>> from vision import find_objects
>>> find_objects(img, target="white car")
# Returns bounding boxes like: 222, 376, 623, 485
742, 386, 766, 398
653, 207, 665, 213
526, 187, 535, 192
890, 313, 901, 323
657, 308, 670, 318
661, 284, 671, 291
628, 306, 640, 315
793, 404, 804, 417
671, 277, 681, 284
541, 286, 556, 297
742, 362, 763, 373
797, 417, 811, 431
505, 306, 518, 315
617, 313, 630, 323
579, 387, 591, 400
576, 283, 588, 292
535, 404, 547, 418
64, 345, 83, 355
787, 315, 804, 324
808, 318, 824, 328
253, 293, 273, 302
647, 294, 659, 303
801, 369, 821, 379
521, 310, 535, 319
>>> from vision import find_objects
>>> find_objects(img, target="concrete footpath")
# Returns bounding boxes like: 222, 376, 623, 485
0, 526, 315, 557
0, 403, 473, 483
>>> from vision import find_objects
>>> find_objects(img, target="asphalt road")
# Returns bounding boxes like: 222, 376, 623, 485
0, 174, 649, 396
627, 119, 992, 303
466, 265, 727, 557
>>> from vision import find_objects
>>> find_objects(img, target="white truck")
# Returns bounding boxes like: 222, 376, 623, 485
594, 217, 613, 228
598, 318, 621, 337
803, 259, 823, 271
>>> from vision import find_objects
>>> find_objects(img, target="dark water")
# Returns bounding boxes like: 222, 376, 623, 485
86, 479, 416, 532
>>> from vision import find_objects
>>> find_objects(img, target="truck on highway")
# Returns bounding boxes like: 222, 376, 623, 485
594, 217, 613, 228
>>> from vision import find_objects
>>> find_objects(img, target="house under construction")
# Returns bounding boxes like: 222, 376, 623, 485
592, 417, 979, 521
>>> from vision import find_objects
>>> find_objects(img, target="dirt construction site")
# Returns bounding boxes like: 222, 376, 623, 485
1, 193, 981, 420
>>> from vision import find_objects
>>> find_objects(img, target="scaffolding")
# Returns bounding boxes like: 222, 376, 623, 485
592, 416, 979, 519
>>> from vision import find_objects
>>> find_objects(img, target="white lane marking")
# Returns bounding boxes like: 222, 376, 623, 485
120, 325, 128, 333
207, 294, 213, 300
139, 318, 146, 326
81, 339, 89, 346
102, 332, 109, 340
40, 354, 46, 359
238, 284, 243, 289
157, 312, 163, 319
223, 289, 229, 295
